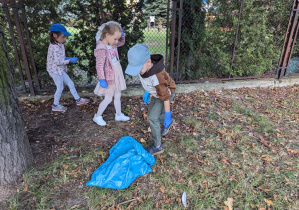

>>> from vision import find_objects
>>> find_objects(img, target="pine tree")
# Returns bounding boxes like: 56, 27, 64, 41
233, 0, 276, 76
204, 0, 239, 77
204, 0, 288, 77
173, 0, 207, 80
143, 0, 168, 26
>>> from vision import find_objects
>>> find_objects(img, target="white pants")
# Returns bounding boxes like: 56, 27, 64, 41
49, 71, 80, 105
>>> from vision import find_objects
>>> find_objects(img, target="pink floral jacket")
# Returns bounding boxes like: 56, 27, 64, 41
94, 36, 125, 84
47, 43, 70, 75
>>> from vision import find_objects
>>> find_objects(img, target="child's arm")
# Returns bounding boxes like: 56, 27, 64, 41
53, 45, 70, 65
95, 49, 107, 80
114, 36, 125, 48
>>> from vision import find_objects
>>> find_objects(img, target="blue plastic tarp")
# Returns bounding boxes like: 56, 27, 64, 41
86, 136, 155, 189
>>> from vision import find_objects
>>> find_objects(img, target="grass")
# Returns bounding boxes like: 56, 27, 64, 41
1, 86, 298, 209
139, 29, 167, 58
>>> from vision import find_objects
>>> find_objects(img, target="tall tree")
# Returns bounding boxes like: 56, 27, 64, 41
0, 27, 33, 199
143, 0, 168, 25
173, 0, 207, 80
233, 0, 276, 76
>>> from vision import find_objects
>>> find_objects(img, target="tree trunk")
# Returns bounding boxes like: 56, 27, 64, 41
0, 27, 33, 199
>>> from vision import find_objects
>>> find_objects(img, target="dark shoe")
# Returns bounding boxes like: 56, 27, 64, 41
146, 144, 164, 155
161, 120, 175, 136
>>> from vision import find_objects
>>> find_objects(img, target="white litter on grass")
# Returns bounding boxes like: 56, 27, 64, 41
182, 191, 187, 207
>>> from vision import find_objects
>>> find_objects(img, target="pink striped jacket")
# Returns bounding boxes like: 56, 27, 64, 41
94, 37, 125, 84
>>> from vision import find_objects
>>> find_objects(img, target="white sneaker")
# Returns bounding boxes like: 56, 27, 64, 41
93, 114, 106, 126
115, 113, 130, 121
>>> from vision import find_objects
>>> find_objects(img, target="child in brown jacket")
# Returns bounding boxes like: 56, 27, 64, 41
125, 44, 176, 155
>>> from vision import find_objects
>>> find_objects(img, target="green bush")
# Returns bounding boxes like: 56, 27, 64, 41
175, 0, 293, 80
1, 0, 144, 85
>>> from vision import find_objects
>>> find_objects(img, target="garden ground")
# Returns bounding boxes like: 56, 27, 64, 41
0, 85, 298, 209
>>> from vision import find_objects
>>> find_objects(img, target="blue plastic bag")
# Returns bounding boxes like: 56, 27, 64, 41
86, 136, 155, 189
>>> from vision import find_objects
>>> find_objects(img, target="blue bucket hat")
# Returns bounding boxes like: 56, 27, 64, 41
125, 44, 150, 76
50, 24, 71, 36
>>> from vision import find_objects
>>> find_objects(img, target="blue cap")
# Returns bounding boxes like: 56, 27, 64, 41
50, 24, 71, 36
125, 44, 150, 76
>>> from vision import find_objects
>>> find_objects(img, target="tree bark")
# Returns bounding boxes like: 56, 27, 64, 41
0, 27, 33, 199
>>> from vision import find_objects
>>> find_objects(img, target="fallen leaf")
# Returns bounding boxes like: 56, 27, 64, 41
221, 158, 231, 165
140, 138, 146, 142
142, 112, 148, 120
231, 162, 240, 168
261, 155, 272, 162
259, 187, 271, 192
62, 164, 69, 169
264, 199, 273, 206
224, 197, 233, 210
70, 205, 80, 209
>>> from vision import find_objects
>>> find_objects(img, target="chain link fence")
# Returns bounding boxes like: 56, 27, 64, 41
173, 0, 295, 81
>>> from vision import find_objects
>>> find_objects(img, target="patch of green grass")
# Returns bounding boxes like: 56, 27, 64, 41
6, 149, 108, 209
183, 116, 204, 132
208, 112, 219, 120
245, 96, 256, 103
6, 192, 20, 210
5, 87, 298, 209
233, 104, 275, 134
140, 30, 167, 57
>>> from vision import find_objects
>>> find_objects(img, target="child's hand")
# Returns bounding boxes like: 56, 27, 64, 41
142, 91, 150, 104
99, 79, 108, 89
70, 57, 78, 63
164, 111, 172, 127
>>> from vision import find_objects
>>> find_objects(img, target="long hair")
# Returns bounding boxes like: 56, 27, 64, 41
49, 31, 63, 44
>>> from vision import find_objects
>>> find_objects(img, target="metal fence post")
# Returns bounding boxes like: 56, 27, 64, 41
175, 0, 183, 82
10, 0, 35, 95
165, 0, 171, 72
19, 0, 41, 91
277, 0, 299, 79
2, 0, 26, 92
229, 0, 243, 78
169, 0, 177, 79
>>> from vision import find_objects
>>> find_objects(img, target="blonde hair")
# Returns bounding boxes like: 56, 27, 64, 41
95, 21, 122, 43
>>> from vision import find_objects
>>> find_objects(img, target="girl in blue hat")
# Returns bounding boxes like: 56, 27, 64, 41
47, 24, 89, 112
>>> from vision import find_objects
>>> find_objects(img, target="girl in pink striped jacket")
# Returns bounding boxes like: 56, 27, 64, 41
93, 21, 130, 126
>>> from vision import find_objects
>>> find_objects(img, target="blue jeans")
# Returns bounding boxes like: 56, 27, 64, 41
49, 71, 80, 105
